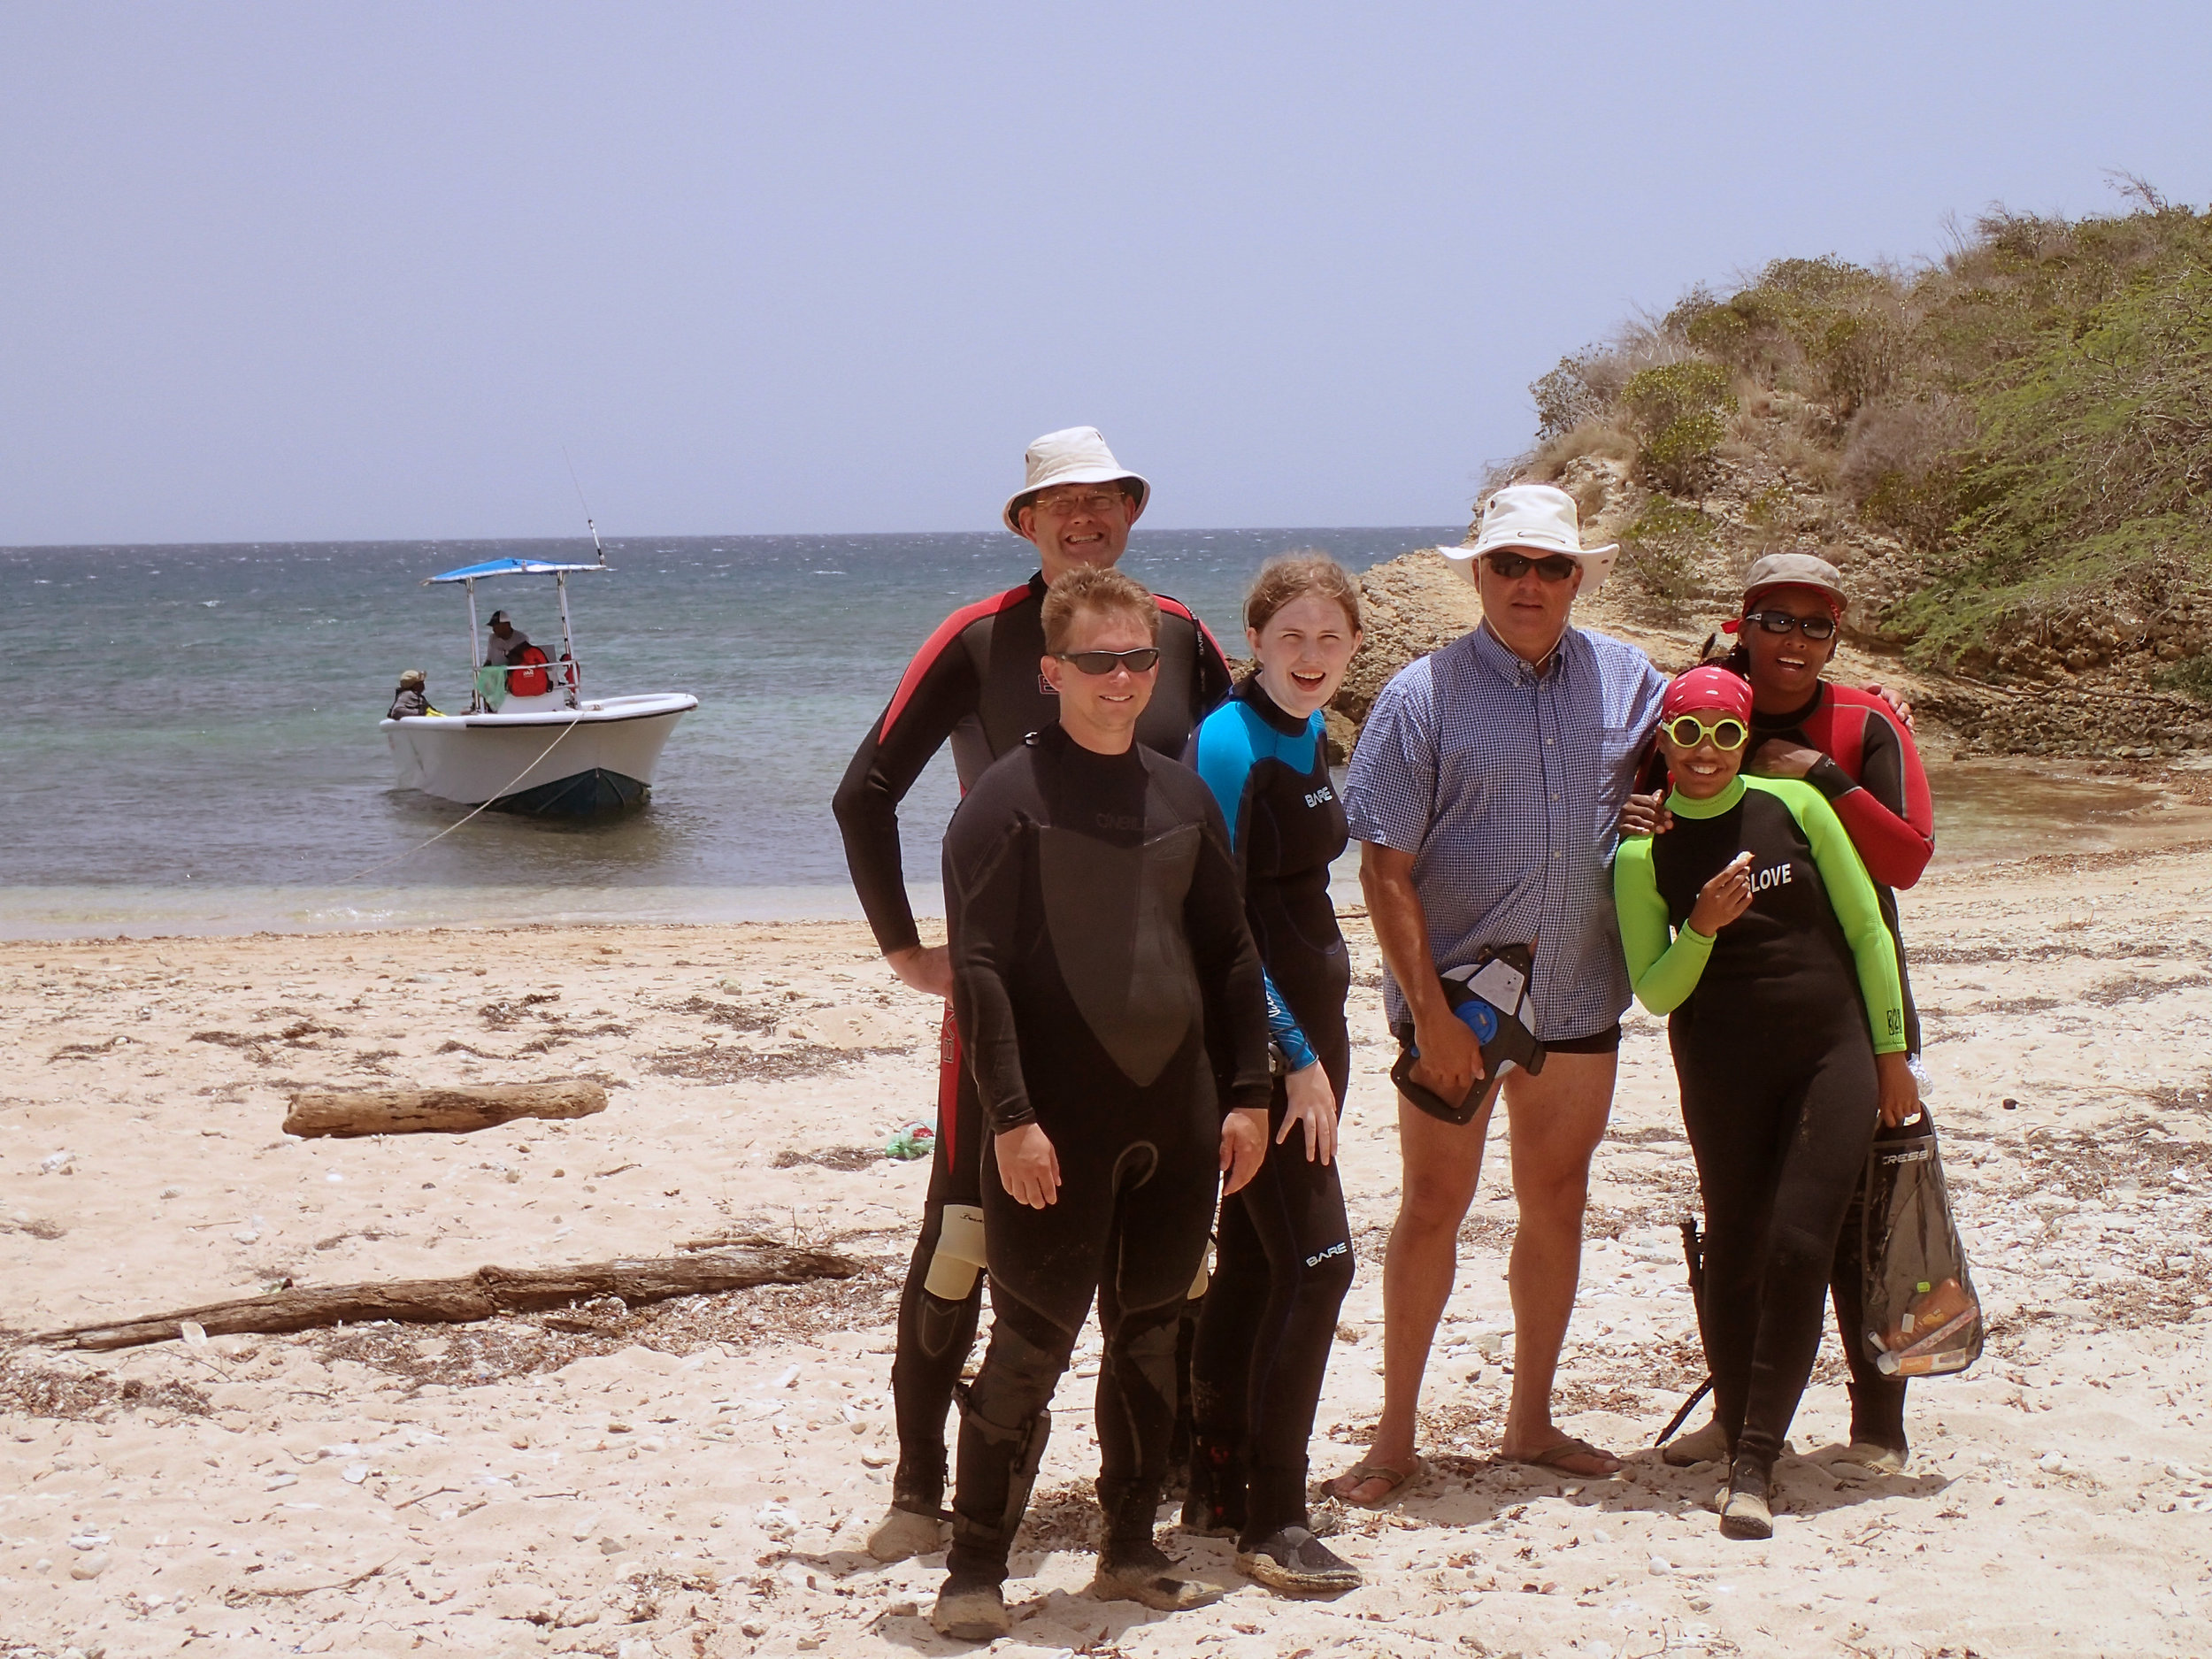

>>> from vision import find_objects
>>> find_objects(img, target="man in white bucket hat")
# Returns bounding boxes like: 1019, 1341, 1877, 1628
1326, 480, 1667, 1502
833, 426, 1233, 1567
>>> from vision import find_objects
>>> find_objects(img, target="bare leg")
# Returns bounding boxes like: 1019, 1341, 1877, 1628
1326, 1089, 1494, 1502
1496, 1049, 1619, 1474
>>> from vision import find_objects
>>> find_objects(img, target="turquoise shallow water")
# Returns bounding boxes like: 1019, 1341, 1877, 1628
0, 528, 1454, 928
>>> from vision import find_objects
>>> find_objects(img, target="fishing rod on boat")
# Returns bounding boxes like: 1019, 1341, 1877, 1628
563, 445, 607, 567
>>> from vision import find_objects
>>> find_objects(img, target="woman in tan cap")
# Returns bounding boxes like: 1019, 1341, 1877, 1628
1628, 550, 1935, 1479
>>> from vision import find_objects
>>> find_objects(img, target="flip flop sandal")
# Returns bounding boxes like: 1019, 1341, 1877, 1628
1326, 1455, 1425, 1509
1511, 1436, 1622, 1476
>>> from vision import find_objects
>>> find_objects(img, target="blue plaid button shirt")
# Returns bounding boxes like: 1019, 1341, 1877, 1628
1343, 622, 1667, 1042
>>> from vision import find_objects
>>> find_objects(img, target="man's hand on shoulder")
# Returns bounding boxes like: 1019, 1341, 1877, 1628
886, 944, 953, 999
995, 1123, 1061, 1209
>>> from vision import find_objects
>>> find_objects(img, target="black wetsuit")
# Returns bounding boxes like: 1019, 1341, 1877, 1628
1643, 671, 1936, 1453
1186, 678, 1355, 1541
831, 574, 1232, 1517
941, 724, 1271, 1585
1615, 776, 1906, 1485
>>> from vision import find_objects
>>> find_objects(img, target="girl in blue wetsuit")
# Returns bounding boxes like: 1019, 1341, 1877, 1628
1186, 555, 1367, 1594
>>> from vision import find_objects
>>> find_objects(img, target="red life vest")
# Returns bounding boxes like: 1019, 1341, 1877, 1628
509, 644, 551, 697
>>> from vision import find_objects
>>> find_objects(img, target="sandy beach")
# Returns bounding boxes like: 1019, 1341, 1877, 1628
4, 835, 2210, 1659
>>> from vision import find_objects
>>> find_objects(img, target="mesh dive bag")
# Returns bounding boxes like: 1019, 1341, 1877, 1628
1861, 1108, 1984, 1379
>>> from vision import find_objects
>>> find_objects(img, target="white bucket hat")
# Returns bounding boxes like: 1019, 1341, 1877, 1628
1002, 426, 1151, 534
1443, 483, 1618, 594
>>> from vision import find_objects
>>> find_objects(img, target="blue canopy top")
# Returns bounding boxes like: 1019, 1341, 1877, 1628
424, 557, 605, 585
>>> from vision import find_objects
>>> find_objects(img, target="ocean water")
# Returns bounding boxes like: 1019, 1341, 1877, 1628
0, 528, 1456, 933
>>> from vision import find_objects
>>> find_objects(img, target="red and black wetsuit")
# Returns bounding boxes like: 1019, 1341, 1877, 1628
832, 571, 1233, 1520
1751, 680, 1932, 1456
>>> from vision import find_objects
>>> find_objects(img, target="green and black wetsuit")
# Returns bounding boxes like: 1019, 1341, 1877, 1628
1614, 774, 1905, 1481
941, 723, 1271, 1586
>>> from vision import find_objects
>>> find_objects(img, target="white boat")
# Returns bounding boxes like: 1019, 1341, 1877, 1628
381, 552, 696, 817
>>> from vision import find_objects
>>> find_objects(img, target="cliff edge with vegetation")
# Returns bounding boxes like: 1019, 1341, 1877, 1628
1407, 189, 2212, 762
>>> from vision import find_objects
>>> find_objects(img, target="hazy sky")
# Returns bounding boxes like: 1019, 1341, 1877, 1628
5, 2, 2208, 545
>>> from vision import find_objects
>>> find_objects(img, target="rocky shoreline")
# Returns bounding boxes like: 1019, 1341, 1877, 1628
1339, 545, 2212, 804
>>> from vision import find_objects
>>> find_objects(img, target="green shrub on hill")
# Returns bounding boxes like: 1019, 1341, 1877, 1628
1619, 361, 1736, 492
1517, 195, 2212, 696
1621, 497, 1721, 611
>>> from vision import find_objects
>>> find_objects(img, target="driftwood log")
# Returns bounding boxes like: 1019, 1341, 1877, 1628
38, 1245, 856, 1352
283, 1080, 607, 1139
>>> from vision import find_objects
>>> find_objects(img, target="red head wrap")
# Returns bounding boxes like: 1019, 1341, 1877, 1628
1661, 664, 1753, 724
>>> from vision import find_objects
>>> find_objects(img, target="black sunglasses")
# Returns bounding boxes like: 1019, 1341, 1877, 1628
1486, 551, 1581, 582
1744, 609, 1838, 641
1055, 648, 1161, 675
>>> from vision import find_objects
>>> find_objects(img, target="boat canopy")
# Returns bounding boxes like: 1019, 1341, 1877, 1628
425, 557, 605, 586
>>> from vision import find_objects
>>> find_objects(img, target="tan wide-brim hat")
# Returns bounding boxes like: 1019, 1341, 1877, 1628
1002, 426, 1151, 534
1442, 483, 1618, 595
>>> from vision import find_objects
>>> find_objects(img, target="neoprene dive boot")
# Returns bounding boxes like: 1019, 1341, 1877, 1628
1092, 1478, 1226, 1611
1235, 1525, 1363, 1595
1661, 1417, 1731, 1468
929, 1576, 1010, 1641
865, 1459, 948, 1563
1718, 1454, 1774, 1540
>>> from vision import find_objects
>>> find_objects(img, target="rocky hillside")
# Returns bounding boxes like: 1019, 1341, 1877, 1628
1454, 194, 2212, 761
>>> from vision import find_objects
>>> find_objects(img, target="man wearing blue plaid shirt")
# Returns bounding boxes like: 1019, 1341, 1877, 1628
1327, 484, 1667, 1502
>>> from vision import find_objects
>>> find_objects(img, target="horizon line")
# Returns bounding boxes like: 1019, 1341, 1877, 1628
3, 521, 1472, 555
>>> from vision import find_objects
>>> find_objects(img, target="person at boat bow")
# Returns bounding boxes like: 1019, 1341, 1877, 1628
387, 669, 439, 720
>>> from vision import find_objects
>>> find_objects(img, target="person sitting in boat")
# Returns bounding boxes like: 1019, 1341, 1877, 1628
387, 669, 440, 720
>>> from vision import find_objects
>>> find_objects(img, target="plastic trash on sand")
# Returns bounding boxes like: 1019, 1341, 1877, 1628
884, 1120, 936, 1161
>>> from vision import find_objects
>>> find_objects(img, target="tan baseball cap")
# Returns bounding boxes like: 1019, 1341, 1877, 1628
1742, 551, 1848, 612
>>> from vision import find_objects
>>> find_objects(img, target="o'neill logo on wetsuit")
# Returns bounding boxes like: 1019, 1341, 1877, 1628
1749, 863, 1794, 894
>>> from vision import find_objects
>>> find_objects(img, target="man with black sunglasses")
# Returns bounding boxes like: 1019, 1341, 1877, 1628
1328, 481, 1669, 1504
929, 567, 1271, 1638
833, 427, 1233, 1562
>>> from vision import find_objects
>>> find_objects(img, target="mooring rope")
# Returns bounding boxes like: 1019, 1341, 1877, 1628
340, 717, 582, 885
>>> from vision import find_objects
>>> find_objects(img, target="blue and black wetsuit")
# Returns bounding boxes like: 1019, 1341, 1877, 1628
941, 723, 1272, 1586
1185, 677, 1356, 1543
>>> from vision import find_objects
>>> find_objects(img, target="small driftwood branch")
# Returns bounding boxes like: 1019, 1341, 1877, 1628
223, 1555, 398, 1603
283, 1081, 607, 1139
38, 1245, 857, 1352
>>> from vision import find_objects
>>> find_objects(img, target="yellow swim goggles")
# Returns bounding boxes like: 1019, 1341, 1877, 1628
1663, 714, 1750, 751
